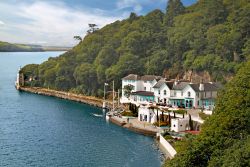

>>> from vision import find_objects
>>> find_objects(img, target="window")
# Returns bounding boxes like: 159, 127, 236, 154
158, 90, 160, 95
174, 91, 176, 96
144, 87, 146, 91
210, 91, 212, 97
188, 91, 191, 97
164, 90, 167, 95
181, 91, 183, 96
205, 92, 206, 97
196, 92, 199, 98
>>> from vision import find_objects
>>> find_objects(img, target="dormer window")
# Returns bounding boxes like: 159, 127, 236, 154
164, 90, 167, 95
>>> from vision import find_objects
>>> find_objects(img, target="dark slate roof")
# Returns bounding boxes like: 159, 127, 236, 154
141, 75, 162, 81
122, 74, 140, 80
153, 80, 174, 89
131, 91, 154, 96
166, 81, 174, 89
172, 82, 189, 90
189, 82, 222, 92
214, 82, 223, 89
153, 79, 165, 88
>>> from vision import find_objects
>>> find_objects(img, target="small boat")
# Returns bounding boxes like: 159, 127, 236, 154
92, 113, 103, 117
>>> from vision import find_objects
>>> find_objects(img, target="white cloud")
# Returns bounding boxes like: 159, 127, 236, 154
117, 0, 143, 13
0, 20, 5, 26
0, 1, 122, 46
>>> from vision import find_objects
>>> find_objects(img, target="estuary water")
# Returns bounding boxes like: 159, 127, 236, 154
0, 52, 162, 167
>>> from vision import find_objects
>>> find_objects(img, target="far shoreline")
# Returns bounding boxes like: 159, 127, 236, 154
0, 49, 70, 52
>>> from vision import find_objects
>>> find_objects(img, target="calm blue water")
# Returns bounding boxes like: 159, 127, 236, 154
0, 52, 162, 167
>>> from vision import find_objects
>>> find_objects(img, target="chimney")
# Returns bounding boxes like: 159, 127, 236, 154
199, 79, 204, 91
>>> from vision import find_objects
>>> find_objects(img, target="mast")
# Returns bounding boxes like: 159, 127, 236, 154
113, 80, 115, 112
117, 89, 120, 108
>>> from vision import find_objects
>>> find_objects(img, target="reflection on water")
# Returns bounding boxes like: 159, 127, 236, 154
0, 52, 162, 167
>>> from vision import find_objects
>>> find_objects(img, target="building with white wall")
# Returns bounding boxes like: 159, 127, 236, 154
121, 74, 222, 110
120, 74, 161, 104
171, 117, 190, 132
138, 105, 157, 124
153, 79, 173, 104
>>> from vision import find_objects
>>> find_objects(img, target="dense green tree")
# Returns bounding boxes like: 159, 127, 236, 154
165, 0, 185, 26
164, 61, 250, 167
21, 64, 39, 80
123, 85, 134, 98
73, 63, 97, 95
21, 0, 249, 96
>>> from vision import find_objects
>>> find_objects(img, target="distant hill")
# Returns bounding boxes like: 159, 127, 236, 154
21, 0, 249, 96
0, 41, 43, 52
0, 41, 72, 52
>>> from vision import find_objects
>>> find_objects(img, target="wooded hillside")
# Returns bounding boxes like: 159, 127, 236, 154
22, 0, 250, 96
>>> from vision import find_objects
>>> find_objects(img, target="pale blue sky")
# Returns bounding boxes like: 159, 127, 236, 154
0, 0, 196, 46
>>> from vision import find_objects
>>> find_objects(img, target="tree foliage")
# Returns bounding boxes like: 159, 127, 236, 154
123, 84, 134, 98
21, 0, 250, 96
164, 61, 250, 167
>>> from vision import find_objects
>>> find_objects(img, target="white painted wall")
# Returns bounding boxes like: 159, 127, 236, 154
142, 79, 157, 92
170, 90, 182, 97
121, 79, 144, 102
138, 106, 156, 123
171, 118, 189, 132
182, 85, 197, 107
158, 133, 177, 158
154, 84, 171, 104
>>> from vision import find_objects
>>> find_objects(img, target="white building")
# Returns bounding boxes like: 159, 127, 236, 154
137, 105, 157, 124
169, 81, 221, 109
120, 74, 161, 104
171, 117, 190, 132
153, 79, 172, 104
121, 74, 222, 110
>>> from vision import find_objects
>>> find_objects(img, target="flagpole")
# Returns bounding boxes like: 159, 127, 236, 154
103, 83, 108, 109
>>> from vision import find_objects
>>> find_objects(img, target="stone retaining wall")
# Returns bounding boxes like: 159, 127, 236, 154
19, 86, 111, 109
158, 133, 177, 159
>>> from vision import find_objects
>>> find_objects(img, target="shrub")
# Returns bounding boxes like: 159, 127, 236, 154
153, 121, 169, 127
174, 110, 186, 115
121, 111, 134, 117
199, 112, 209, 120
